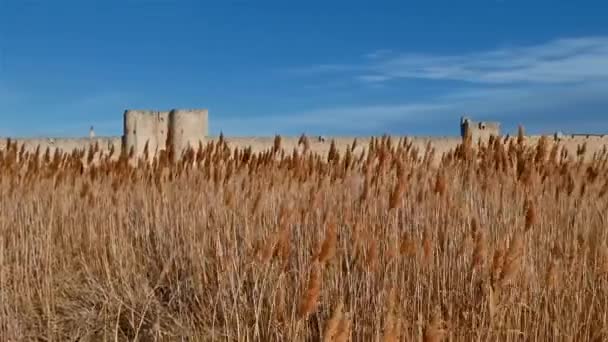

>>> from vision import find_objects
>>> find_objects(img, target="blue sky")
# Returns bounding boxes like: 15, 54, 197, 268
1, 0, 608, 137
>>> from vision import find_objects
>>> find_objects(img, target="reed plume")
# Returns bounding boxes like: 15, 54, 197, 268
297, 262, 322, 320
323, 300, 344, 342
499, 235, 524, 287
423, 310, 446, 342
317, 219, 338, 264
333, 314, 351, 342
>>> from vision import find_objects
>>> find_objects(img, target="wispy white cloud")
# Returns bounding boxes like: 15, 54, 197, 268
262, 36, 608, 135
357, 74, 393, 83
284, 63, 363, 77
364, 49, 393, 59
293, 36, 608, 85
212, 79, 608, 136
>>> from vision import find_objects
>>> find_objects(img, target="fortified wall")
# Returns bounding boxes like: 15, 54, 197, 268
0, 137, 122, 156
3, 113, 608, 165
123, 109, 208, 160
0, 108, 209, 161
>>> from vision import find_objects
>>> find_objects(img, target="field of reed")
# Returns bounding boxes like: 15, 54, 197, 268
1, 129, 608, 341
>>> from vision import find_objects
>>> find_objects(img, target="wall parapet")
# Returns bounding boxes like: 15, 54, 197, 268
0, 136, 122, 153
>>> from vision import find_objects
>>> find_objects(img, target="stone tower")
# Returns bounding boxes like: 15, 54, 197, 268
168, 109, 209, 161
460, 116, 501, 142
122, 108, 208, 159
123, 110, 170, 157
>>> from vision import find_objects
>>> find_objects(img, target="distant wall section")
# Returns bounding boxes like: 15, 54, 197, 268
0, 137, 122, 155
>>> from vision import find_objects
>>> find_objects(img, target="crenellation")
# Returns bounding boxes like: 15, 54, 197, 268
3, 114, 608, 165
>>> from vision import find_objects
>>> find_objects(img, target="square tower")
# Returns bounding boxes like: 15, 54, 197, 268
122, 108, 208, 160
168, 109, 209, 161
460, 116, 501, 142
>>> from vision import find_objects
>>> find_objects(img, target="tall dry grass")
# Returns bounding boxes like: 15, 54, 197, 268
1, 134, 608, 341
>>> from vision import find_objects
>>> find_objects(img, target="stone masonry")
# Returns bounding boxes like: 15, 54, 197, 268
460, 116, 501, 142
123, 109, 208, 160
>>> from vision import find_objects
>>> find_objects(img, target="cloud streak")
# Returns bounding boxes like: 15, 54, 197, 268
294, 36, 608, 85
265, 36, 608, 136
211, 80, 608, 136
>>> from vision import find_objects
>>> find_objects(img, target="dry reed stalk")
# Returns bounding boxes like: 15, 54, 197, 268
597, 244, 608, 277
457, 233, 474, 259
382, 315, 400, 342
317, 219, 338, 265
365, 238, 378, 271
434, 171, 446, 197
3, 132, 608, 340
423, 310, 446, 342
388, 173, 406, 210
274, 279, 288, 323
273, 135, 282, 155
256, 236, 276, 264
387, 237, 400, 261
471, 217, 479, 235
422, 228, 433, 267
323, 300, 344, 342
535, 135, 548, 164
487, 282, 499, 322
490, 245, 505, 286
298, 134, 311, 153
297, 262, 322, 320
382, 287, 399, 342
251, 191, 263, 216
333, 313, 351, 342
524, 201, 537, 231
400, 232, 418, 258
471, 230, 487, 273
545, 259, 559, 289
517, 125, 525, 146
274, 225, 292, 271
499, 235, 524, 288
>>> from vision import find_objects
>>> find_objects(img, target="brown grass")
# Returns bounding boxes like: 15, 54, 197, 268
1, 133, 608, 341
